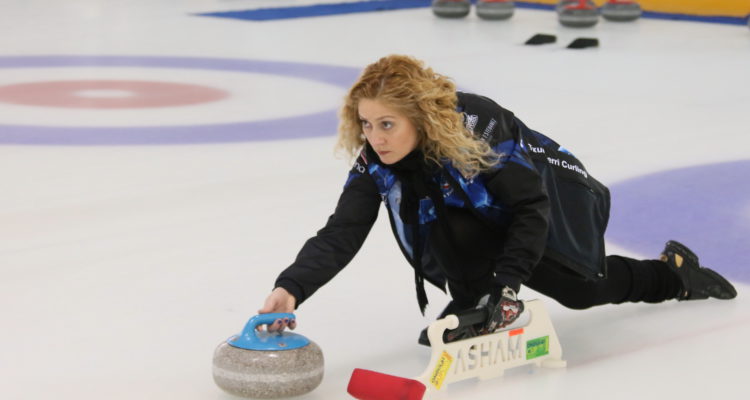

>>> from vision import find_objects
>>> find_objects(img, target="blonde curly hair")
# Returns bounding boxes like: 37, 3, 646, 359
337, 54, 498, 177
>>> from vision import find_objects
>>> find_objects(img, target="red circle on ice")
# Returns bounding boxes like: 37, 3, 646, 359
0, 80, 229, 109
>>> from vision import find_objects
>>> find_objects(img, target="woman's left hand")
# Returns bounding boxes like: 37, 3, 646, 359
479, 286, 524, 333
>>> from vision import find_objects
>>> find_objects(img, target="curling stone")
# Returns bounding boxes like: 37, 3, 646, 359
476, 0, 515, 20
557, 0, 599, 28
601, 0, 642, 22
432, 0, 471, 18
212, 313, 324, 399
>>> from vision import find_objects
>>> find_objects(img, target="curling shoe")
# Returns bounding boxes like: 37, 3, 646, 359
418, 301, 478, 347
660, 240, 737, 300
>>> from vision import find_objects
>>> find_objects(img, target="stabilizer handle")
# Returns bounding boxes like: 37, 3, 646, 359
453, 307, 488, 328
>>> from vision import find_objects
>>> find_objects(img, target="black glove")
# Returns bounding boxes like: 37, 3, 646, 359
478, 286, 524, 334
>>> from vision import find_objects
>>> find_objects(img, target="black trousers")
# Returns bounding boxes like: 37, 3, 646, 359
428, 208, 680, 310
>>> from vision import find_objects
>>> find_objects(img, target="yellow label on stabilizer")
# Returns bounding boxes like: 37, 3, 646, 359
430, 351, 453, 390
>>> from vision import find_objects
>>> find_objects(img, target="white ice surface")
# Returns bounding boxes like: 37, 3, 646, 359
1, 2, 749, 400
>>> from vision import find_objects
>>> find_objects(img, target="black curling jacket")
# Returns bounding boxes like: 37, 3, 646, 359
274, 92, 611, 308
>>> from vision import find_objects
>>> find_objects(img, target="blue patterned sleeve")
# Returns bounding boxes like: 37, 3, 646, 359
274, 153, 381, 307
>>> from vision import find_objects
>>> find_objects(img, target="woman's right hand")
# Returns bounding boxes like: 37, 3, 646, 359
257, 287, 297, 332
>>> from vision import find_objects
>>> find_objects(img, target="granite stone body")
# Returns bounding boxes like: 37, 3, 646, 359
432, 0, 471, 18
212, 339, 324, 399
477, 1, 515, 20
601, 2, 642, 21
557, 1, 599, 28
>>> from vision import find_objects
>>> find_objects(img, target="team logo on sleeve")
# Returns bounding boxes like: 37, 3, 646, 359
441, 180, 454, 198
463, 113, 479, 131
352, 148, 369, 173
353, 160, 366, 173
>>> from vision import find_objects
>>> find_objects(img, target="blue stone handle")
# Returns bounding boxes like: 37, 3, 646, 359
228, 313, 308, 350
241, 312, 296, 336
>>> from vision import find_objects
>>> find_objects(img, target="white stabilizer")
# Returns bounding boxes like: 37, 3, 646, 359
415, 299, 565, 394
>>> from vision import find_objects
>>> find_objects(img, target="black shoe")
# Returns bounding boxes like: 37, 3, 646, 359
660, 240, 737, 300
418, 301, 479, 347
